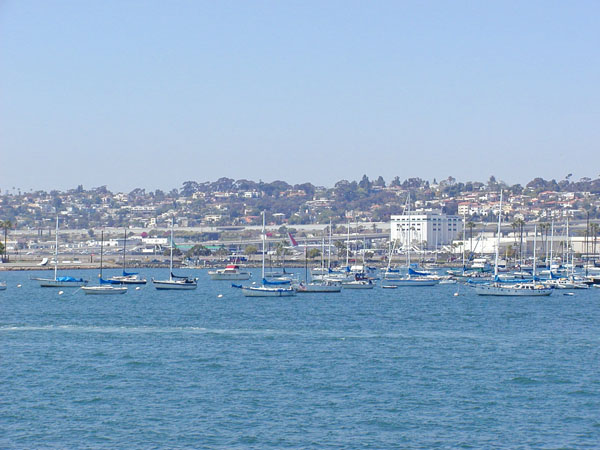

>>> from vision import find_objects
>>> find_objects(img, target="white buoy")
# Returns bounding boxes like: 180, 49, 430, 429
453, 292, 459, 297
217, 294, 223, 298
135, 286, 141, 290
17, 284, 22, 288
58, 290, 64, 295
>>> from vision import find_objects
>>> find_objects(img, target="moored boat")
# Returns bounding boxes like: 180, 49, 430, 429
81, 230, 128, 295
231, 211, 295, 297
32, 217, 88, 288
152, 218, 198, 290
208, 264, 251, 280
107, 229, 147, 285
473, 282, 553, 296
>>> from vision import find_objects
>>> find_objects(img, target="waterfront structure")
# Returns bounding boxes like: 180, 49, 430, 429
390, 209, 462, 251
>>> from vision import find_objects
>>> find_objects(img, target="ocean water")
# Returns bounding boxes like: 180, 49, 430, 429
1, 268, 599, 449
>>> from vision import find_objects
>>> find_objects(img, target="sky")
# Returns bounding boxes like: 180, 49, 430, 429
1, 0, 599, 193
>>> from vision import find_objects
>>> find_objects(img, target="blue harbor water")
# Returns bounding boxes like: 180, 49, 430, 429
1, 268, 599, 448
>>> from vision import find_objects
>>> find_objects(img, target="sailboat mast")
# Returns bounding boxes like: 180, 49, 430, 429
494, 190, 503, 278
169, 217, 174, 280
100, 229, 104, 280
304, 243, 308, 283
462, 213, 466, 272
261, 211, 266, 280
345, 221, 350, 267
54, 216, 59, 281
321, 237, 325, 275
533, 224, 537, 280
122, 228, 127, 273
549, 219, 554, 269
566, 217, 571, 274
407, 212, 411, 268
328, 220, 332, 270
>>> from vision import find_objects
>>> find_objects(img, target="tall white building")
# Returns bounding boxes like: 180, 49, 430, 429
390, 209, 463, 250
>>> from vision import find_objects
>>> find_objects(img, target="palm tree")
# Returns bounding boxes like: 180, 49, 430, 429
539, 222, 550, 263
590, 222, 600, 259
1, 220, 12, 263
466, 221, 476, 256
275, 240, 291, 265
511, 219, 525, 267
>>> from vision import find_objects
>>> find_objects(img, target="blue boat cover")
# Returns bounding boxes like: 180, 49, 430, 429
122, 270, 138, 276
100, 278, 120, 285
262, 278, 291, 285
56, 276, 84, 282
171, 272, 189, 279
408, 267, 430, 276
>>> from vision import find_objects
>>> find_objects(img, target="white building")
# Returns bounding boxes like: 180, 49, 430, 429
391, 209, 462, 250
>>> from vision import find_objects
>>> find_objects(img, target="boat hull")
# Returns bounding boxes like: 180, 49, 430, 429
107, 276, 147, 285
295, 283, 342, 293
152, 279, 198, 290
234, 285, 296, 297
342, 281, 375, 289
81, 286, 127, 295
385, 279, 440, 286
208, 272, 251, 280
473, 284, 553, 296
34, 278, 88, 288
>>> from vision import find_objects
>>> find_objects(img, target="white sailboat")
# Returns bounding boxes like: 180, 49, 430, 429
107, 229, 147, 285
385, 196, 439, 287
81, 230, 128, 295
472, 192, 552, 297
341, 237, 375, 289
32, 216, 88, 288
295, 238, 342, 293
232, 212, 295, 297
152, 218, 198, 290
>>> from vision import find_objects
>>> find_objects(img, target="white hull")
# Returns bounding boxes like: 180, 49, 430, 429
237, 286, 296, 297
208, 271, 251, 280
473, 283, 553, 296
544, 279, 589, 290
342, 281, 375, 289
81, 286, 128, 295
152, 279, 198, 290
34, 278, 88, 288
386, 278, 440, 287
107, 275, 147, 285
295, 282, 342, 293
0, 282, 6, 291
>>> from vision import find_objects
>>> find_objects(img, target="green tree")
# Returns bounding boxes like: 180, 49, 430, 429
214, 247, 230, 256
164, 247, 183, 257
308, 248, 321, 259
186, 245, 212, 257
244, 245, 258, 255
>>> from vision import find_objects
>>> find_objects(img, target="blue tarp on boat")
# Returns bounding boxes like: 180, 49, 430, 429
262, 278, 291, 285
56, 276, 84, 282
408, 268, 430, 276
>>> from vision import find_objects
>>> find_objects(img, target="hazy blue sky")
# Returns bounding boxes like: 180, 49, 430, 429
1, 1, 599, 193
